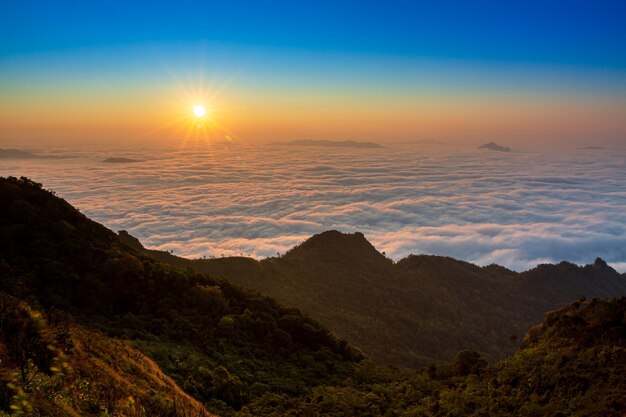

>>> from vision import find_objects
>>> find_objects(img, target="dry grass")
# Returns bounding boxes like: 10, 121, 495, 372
2, 325, 217, 417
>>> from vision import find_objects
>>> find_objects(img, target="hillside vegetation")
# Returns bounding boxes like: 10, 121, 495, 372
241, 297, 626, 416
0, 177, 362, 416
1, 176, 625, 416
0, 299, 214, 417
121, 229, 626, 367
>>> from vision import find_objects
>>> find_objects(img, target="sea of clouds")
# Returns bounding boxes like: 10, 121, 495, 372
1, 142, 625, 272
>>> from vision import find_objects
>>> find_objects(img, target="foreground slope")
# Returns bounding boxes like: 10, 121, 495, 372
122, 230, 626, 367
434, 297, 626, 416
0, 300, 214, 417
0, 177, 362, 416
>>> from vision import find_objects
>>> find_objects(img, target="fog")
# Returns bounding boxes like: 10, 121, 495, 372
1, 141, 625, 271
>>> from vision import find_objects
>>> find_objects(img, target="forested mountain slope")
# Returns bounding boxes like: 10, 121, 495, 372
121, 228, 626, 367
0, 177, 363, 416
1, 176, 625, 416
257, 297, 625, 417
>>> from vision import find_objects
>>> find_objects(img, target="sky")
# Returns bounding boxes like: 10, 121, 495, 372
1, 0, 626, 145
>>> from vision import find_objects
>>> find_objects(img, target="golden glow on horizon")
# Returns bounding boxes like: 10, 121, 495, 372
118, 72, 243, 148
1, 43, 625, 147
1, 77, 625, 146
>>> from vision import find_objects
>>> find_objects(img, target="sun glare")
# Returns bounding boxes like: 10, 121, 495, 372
144, 78, 238, 148
193, 104, 206, 117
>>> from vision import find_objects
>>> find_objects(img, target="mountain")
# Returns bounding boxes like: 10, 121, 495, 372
0, 148, 74, 159
270, 139, 383, 148
0, 148, 42, 159
479, 141, 511, 152
122, 230, 626, 367
1, 176, 625, 416
0, 176, 362, 416
451, 297, 626, 415
259, 297, 625, 416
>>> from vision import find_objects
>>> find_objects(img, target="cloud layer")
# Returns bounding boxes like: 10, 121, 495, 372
1, 143, 625, 271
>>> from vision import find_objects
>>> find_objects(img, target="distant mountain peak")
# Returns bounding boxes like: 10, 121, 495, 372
479, 142, 511, 152
589, 257, 616, 274
295, 230, 369, 249
594, 257, 608, 267
311, 230, 365, 241
0, 148, 41, 159
0, 148, 75, 160
283, 230, 389, 265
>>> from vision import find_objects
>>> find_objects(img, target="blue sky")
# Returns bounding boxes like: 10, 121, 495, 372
2, 0, 626, 67
1, 0, 625, 145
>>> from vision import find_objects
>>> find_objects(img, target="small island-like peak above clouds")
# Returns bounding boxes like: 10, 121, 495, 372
479, 141, 512, 152
0, 148, 76, 159
0, 148, 40, 159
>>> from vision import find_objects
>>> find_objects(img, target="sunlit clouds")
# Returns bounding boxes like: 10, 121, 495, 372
1, 143, 625, 271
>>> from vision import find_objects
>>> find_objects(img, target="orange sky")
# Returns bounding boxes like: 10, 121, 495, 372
2, 87, 625, 147
1, 45, 626, 147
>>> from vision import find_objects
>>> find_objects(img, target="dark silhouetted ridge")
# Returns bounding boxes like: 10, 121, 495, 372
0, 176, 363, 416
284, 230, 390, 265
119, 225, 626, 367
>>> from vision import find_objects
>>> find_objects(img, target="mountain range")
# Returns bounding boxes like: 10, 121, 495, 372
1, 176, 624, 416
119, 229, 626, 367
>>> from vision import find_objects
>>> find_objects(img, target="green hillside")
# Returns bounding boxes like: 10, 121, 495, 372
1, 176, 624, 416
0, 177, 362, 416
245, 296, 626, 416
121, 229, 626, 367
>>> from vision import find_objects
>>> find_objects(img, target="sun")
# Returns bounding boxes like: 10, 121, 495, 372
193, 104, 206, 117
145, 78, 238, 148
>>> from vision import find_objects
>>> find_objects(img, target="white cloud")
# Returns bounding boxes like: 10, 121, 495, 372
1, 143, 625, 272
